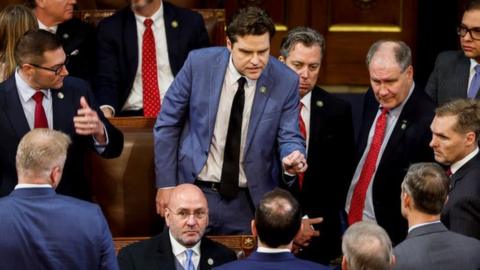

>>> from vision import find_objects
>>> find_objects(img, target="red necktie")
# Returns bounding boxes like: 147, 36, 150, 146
142, 18, 161, 117
33, 91, 48, 129
298, 102, 307, 190
446, 168, 452, 177
348, 108, 388, 225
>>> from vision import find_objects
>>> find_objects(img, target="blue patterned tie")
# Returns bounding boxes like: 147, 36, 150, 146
185, 249, 195, 270
468, 65, 480, 99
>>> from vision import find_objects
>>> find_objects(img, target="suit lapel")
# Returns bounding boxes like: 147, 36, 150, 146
244, 59, 274, 155
154, 231, 177, 270
163, 2, 179, 71
450, 153, 480, 191
124, 8, 139, 82
51, 87, 73, 132
308, 87, 326, 156
457, 55, 470, 98
357, 89, 378, 160
2, 77, 30, 138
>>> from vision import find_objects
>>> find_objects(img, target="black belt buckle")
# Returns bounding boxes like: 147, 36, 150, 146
195, 180, 220, 192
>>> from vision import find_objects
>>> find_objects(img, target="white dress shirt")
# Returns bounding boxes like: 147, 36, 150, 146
450, 147, 479, 175
169, 231, 201, 269
345, 83, 415, 222
121, 2, 174, 113
300, 92, 311, 152
197, 56, 257, 187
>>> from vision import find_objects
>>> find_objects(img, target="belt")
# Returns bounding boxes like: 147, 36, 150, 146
194, 180, 247, 192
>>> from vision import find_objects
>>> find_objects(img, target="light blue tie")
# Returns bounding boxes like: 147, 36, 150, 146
468, 65, 480, 99
185, 249, 195, 270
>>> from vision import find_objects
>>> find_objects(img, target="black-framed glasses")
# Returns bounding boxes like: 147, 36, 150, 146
457, 25, 480, 40
29, 57, 69, 75
166, 208, 207, 220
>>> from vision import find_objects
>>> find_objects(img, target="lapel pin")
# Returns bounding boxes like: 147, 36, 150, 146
70, 49, 79, 56
207, 258, 214, 265
171, 20, 178, 28
316, 100, 324, 108
62, 33, 69, 39
260, 86, 267, 93
401, 120, 407, 130
57, 92, 64, 99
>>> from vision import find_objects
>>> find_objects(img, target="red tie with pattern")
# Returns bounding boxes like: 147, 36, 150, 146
298, 102, 307, 190
33, 91, 48, 128
142, 18, 161, 117
348, 108, 389, 225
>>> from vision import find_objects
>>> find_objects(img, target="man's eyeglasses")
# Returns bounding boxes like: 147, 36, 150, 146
29, 57, 69, 75
167, 208, 207, 220
457, 25, 480, 40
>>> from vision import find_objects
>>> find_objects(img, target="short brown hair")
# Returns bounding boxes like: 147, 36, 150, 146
435, 99, 480, 140
226, 6, 275, 44
14, 29, 63, 66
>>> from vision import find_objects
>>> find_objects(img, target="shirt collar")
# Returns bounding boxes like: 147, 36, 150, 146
470, 58, 480, 73
408, 220, 441, 233
227, 55, 255, 88
257, 246, 291, 253
15, 69, 51, 103
15, 183, 52, 189
37, 19, 58, 33
451, 147, 479, 174
300, 91, 311, 111
168, 230, 201, 257
134, 1, 163, 25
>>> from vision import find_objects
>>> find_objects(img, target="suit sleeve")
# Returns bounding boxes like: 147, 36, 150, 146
448, 195, 480, 239
153, 52, 193, 188
117, 247, 136, 270
336, 102, 356, 206
425, 54, 441, 105
95, 20, 122, 111
95, 206, 119, 270
277, 76, 306, 159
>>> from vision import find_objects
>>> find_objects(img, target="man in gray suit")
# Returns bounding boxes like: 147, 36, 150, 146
426, 0, 480, 105
394, 162, 480, 270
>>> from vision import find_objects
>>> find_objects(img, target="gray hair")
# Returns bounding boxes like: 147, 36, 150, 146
366, 40, 411, 72
16, 129, 71, 180
342, 221, 394, 270
401, 163, 450, 215
279, 27, 325, 58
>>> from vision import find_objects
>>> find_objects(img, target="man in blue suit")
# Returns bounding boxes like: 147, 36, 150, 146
0, 129, 118, 270
154, 7, 307, 234
95, 0, 209, 117
213, 188, 329, 270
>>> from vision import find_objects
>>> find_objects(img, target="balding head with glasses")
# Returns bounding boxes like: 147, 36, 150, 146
426, 0, 480, 105
117, 183, 237, 269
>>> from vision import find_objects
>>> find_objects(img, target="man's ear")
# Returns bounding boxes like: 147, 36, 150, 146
50, 166, 63, 189
226, 37, 232, 52
278, 55, 286, 63
342, 256, 348, 270
251, 220, 257, 236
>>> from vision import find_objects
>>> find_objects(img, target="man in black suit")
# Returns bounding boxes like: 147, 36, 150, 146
279, 27, 355, 264
426, 0, 480, 106
27, 0, 96, 83
95, 0, 210, 117
345, 40, 435, 245
0, 30, 123, 200
430, 99, 480, 240
394, 162, 480, 270
117, 184, 236, 270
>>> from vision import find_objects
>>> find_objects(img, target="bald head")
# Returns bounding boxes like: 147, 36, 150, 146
165, 184, 209, 247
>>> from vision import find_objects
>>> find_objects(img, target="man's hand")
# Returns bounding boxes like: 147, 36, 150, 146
73, 97, 106, 143
100, 107, 114, 118
156, 188, 174, 217
292, 217, 323, 254
282, 150, 308, 174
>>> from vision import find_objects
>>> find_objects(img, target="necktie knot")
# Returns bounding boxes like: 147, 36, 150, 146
33, 91, 44, 104
144, 18, 153, 28
380, 107, 389, 115
238, 76, 246, 89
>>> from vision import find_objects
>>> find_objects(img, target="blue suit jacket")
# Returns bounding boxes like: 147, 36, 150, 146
0, 76, 124, 200
394, 222, 480, 270
213, 251, 330, 270
154, 47, 305, 205
0, 188, 118, 270
95, 1, 210, 112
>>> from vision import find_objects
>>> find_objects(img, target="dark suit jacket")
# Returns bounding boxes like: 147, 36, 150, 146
0, 188, 118, 270
95, 1, 210, 112
213, 251, 330, 270
425, 50, 474, 106
0, 76, 123, 200
293, 87, 355, 264
57, 18, 96, 84
441, 152, 480, 240
117, 230, 237, 270
393, 222, 480, 270
355, 86, 435, 244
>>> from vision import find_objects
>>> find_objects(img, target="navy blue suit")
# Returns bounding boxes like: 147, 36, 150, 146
354, 86, 435, 244
0, 188, 118, 270
95, 1, 209, 112
213, 251, 330, 270
154, 47, 305, 207
394, 222, 480, 270
0, 76, 124, 200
